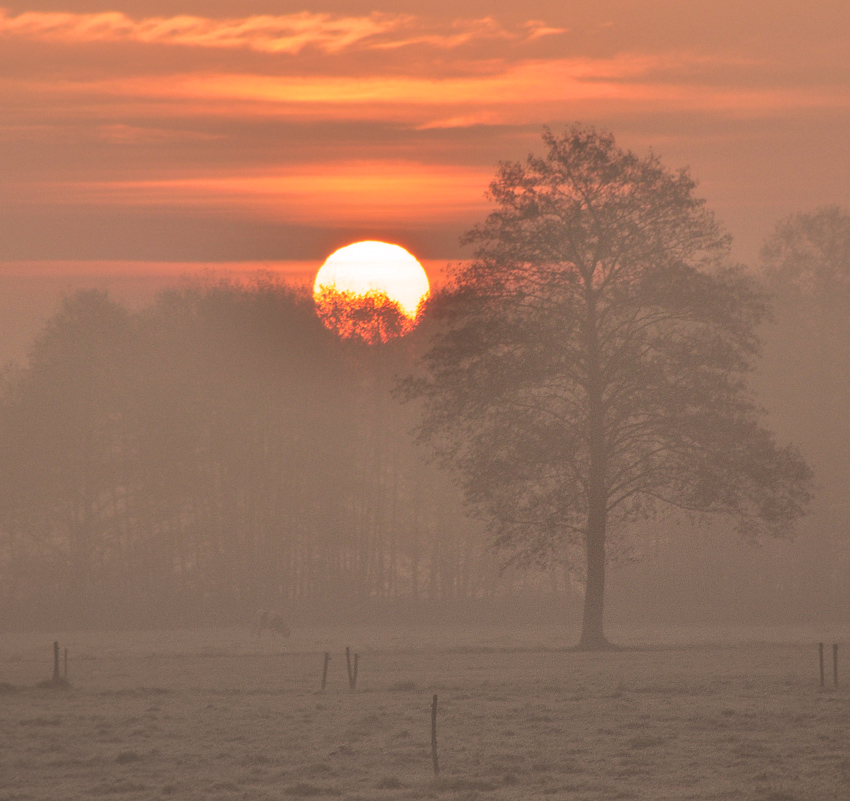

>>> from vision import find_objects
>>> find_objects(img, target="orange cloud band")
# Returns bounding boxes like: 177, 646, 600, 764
0, 259, 464, 287
4, 54, 844, 130
0, 9, 398, 53
9, 161, 495, 224
0, 9, 563, 53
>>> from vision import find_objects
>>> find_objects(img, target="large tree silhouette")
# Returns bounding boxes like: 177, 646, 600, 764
411, 126, 812, 649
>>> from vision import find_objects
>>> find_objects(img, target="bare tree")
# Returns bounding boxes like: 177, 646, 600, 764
408, 126, 813, 649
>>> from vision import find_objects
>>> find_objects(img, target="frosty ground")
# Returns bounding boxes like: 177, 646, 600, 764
2, 625, 849, 800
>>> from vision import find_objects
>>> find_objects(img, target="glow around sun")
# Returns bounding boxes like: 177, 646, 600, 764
313, 241, 430, 343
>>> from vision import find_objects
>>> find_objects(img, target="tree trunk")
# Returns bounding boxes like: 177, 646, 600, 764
577, 505, 609, 650
578, 286, 611, 651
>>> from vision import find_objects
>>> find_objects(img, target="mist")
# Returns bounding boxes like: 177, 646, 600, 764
3, 212, 850, 799
3, 2, 850, 796
1, 205, 848, 634
0, 276, 555, 630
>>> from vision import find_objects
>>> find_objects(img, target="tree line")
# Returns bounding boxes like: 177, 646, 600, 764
0, 276, 562, 628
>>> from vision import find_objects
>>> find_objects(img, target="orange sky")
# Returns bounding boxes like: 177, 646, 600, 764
1, 0, 849, 352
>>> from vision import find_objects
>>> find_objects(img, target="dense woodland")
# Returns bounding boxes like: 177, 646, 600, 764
0, 276, 560, 628
0, 207, 849, 630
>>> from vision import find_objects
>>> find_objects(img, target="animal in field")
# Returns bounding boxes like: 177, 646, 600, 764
253, 609, 291, 637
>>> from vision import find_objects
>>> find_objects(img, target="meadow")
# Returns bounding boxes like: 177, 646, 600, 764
2, 625, 850, 800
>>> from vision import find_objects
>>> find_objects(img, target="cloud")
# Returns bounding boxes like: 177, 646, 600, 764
3, 2, 848, 268
95, 123, 223, 144
523, 20, 569, 41
9, 160, 495, 225
0, 10, 394, 53
0, 9, 563, 54
368, 16, 533, 51
14, 54, 841, 126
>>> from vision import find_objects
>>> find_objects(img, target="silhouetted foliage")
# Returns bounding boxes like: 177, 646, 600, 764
0, 291, 135, 610
753, 206, 850, 616
0, 277, 552, 628
762, 206, 850, 298
760, 206, 850, 461
314, 287, 414, 344
408, 126, 813, 649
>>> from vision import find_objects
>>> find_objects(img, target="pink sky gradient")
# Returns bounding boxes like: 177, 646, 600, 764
1, 0, 849, 356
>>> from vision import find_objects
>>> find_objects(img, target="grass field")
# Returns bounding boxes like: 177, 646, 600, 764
2, 625, 850, 800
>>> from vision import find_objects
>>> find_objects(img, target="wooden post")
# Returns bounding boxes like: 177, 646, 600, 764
345, 647, 358, 691
63, 648, 68, 681
819, 642, 825, 687
321, 652, 330, 691
833, 643, 839, 687
53, 641, 60, 681
431, 694, 439, 777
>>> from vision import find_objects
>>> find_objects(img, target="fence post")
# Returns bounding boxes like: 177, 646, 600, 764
345, 647, 358, 691
321, 652, 330, 692
833, 643, 839, 687
431, 694, 439, 777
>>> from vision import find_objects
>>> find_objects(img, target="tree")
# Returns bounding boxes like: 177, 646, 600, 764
0, 290, 135, 619
409, 126, 812, 649
756, 206, 850, 616
759, 206, 850, 479
761, 205, 850, 298
0, 276, 520, 627
314, 287, 413, 344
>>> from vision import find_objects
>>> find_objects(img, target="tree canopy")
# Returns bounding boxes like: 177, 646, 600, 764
761, 205, 850, 299
410, 126, 812, 649
0, 278, 519, 628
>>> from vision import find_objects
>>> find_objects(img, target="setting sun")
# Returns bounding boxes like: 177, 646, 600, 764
313, 241, 430, 343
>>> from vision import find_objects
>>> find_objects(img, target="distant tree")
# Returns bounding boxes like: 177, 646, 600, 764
0, 275, 608, 627
409, 126, 812, 649
0, 290, 135, 615
759, 206, 850, 451
761, 205, 850, 299
314, 287, 413, 344
131, 276, 359, 614
757, 206, 850, 611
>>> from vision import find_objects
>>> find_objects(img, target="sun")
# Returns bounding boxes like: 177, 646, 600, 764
313, 241, 430, 344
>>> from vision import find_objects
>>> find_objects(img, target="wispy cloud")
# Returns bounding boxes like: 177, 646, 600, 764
3, 3, 848, 267
11, 161, 494, 224
0, 9, 394, 53
11, 54, 839, 125
523, 20, 569, 41
369, 17, 516, 51
0, 9, 563, 54
95, 123, 223, 144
